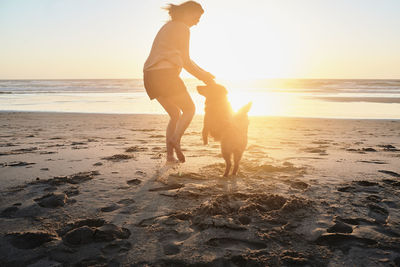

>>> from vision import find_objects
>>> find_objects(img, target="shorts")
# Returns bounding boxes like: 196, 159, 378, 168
143, 68, 187, 100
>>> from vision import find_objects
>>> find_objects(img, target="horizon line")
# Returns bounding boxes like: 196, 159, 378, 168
1, 77, 400, 81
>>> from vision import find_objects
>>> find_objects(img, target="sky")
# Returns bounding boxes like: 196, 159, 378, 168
0, 0, 399, 80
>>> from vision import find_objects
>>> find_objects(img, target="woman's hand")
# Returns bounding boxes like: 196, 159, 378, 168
202, 72, 215, 85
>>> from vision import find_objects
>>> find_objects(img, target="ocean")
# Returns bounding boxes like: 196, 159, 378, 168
1, 79, 399, 119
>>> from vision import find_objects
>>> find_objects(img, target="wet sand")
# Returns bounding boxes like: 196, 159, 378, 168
0, 112, 400, 266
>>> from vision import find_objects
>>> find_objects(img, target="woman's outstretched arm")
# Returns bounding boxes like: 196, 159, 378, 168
179, 27, 214, 83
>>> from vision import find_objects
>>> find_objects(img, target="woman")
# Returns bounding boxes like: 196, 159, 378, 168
143, 1, 215, 163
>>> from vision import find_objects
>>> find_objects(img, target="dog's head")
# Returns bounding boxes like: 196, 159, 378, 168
197, 84, 228, 100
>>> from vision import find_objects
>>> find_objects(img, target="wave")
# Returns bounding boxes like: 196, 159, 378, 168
0, 79, 145, 94
314, 96, 400, 104
1, 79, 400, 95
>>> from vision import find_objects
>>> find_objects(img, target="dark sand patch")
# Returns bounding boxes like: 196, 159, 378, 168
102, 154, 135, 161
1, 206, 19, 217
362, 147, 377, 152
6, 231, 58, 249
125, 146, 148, 152
2, 161, 36, 167
62, 222, 130, 246
127, 179, 142, 185
30, 171, 99, 186
378, 144, 400, 151
301, 147, 327, 153
358, 160, 387, 164
206, 237, 267, 250
34, 193, 68, 208
327, 221, 353, 233
379, 170, 400, 177
100, 204, 120, 213
315, 233, 377, 251
149, 134, 164, 138
117, 198, 135, 205
149, 184, 184, 192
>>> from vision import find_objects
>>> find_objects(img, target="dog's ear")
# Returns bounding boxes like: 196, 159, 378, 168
196, 86, 208, 97
237, 102, 252, 115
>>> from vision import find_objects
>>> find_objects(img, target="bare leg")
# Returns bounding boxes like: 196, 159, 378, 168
165, 114, 180, 162
169, 91, 195, 142
156, 97, 181, 162
167, 91, 195, 162
156, 91, 195, 163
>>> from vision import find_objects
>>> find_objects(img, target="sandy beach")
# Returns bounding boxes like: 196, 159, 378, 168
0, 111, 400, 266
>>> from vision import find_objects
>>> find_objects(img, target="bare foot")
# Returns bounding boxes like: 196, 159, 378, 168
175, 150, 185, 163
166, 156, 179, 164
168, 140, 185, 163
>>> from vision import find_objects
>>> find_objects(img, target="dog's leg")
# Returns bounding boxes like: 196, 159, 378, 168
232, 150, 243, 176
222, 152, 231, 177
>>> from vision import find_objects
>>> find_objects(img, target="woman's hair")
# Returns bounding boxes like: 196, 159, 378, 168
164, 1, 204, 21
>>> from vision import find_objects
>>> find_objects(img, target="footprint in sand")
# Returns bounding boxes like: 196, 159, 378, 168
64, 187, 79, 197
6, 161, 36, 167
381, 179, 400, 188
115, 199, 136, 214
100, 204, 120, 212
1, 206, 19, 217
148, 184, 184, 192
135, 170, 146, 176
361, 147, 377, 152
149, 135, 164, 139
205, 237, 267, 250
34, 193, 68, 208
101, 240, 132, 254
29, 171, 99, 186
57, 219, 130, 245
315, 233, 377, 252
150, 153, 163, 159
337, 180, 380, 193
301, 147, 327, 155
102, 154, 135, 162
378, 144, 400, 151
6, 232, 58, 249
337, 186, 356, 192
61, 220, 131, 246
355, 180, 379, 187
280, 251, 309, 266
327, 221, 353, 233
366, 195, 382, 203
358, 160, 387, 164
336, 217, 375, 226
117, 198, 135, 205
127, 178, 142, 186
379, 170, 400, 178
368, 204, 389, 224
125, 146, 148, 152
163, 243, 181, 255
288, 180, 309, 190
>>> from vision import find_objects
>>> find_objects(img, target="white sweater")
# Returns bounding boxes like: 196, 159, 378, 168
143, 20, 209, 81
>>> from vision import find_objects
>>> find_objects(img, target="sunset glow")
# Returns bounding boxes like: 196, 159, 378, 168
227, 90, 288, 116
1, 0, 400, 79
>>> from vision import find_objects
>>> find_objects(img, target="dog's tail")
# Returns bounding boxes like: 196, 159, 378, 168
237, 102, 252, 115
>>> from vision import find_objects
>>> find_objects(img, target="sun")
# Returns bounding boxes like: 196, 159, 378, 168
227, 88, 292, 116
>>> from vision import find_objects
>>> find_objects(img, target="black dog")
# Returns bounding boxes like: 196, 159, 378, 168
197, 84, 251, 176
